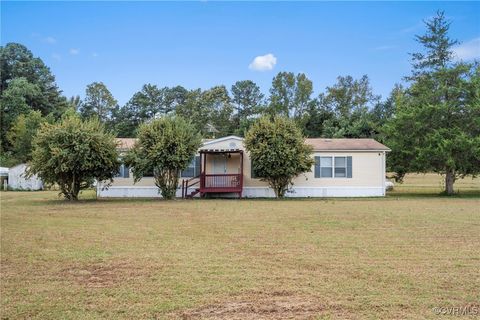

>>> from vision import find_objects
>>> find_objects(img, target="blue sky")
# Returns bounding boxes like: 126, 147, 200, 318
2, 1, 479, 105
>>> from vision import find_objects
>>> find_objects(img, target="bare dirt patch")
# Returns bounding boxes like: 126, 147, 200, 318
177, 291, 346, 319
61, 260, 146, 288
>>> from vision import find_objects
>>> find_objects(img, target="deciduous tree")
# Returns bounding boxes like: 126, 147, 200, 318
244, 116, 314, 198
268, 72, 313, 119
115, 84, 164, 137
125, 116, 201, 199
7, 110, 50, 163
0, 43, 68, 118
67, 95, 82, 111
320, 75, 380, 138
176, 86, 234, 137
0, 78, 42, 152
79, 82, 118, 127
28, 112, 120, 200
231, 80, 264, 134
301, 98, 335, 137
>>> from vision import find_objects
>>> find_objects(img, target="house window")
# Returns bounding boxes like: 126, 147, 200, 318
144, 169, 154, 177
320, 157, 333, 178
315, 156, 352, 178
181, 156, 201, 178
314, 156, 333, 178
335, 157, 347, 177
251, 159, 256, 178
116, 164, 130, 178
251, 159, 263, 179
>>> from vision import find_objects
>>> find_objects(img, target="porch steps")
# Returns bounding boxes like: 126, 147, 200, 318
185, 188, 200, 199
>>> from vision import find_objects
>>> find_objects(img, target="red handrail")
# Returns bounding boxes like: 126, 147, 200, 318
182, 174, 200, 198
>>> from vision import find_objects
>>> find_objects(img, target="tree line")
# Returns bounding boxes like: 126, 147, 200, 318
0, 48, 393, 161
1, 11, 479, 195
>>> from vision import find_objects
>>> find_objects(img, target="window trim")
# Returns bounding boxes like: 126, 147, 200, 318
315, 155, 352, 179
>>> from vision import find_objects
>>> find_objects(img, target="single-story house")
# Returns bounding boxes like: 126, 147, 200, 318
97, 135, 390, 198
8, 163, 43, 191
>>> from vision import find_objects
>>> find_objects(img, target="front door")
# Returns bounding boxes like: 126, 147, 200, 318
212, 155, 227, 174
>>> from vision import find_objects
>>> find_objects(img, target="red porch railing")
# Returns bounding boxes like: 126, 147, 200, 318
183, 149, 244, 198
201, 174, 242, 191
182, 173, 243, 198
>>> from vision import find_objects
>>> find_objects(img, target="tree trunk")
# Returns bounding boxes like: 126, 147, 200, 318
445, 169, 455, 195
270, 180, 284, 198
276, 186, 284, 198
70, 174, 80, 200
155, 170, 178, 200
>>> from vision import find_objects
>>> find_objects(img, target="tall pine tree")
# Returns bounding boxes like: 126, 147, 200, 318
385, 11, 480, 194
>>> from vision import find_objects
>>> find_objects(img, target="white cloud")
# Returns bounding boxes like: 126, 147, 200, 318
248, 53, 277, 71
44, 36, 57, 44
92, 52, 99, 58
453, 37, 480, 61
69, 48, 80, 55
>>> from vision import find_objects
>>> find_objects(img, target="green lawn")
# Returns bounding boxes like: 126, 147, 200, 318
1, 174, 479, 319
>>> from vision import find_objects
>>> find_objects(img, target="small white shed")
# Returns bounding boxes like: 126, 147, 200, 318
8, 164, 43, 191
0, 167, 8, 177
0, 167, 9, 190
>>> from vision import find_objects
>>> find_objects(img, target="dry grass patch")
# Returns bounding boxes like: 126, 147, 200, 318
177, 291, 335, 320
60, 259, 149, 288
1, 174, 479, 319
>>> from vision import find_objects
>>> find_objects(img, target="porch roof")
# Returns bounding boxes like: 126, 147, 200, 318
199, 149, 243, 154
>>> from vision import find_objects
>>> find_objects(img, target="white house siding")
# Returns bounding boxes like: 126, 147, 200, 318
8, 164, 43, 191
97, 186, 194, 198
97, 136, 389, 198
242, 186, 384, 198
97, 186, 384, 198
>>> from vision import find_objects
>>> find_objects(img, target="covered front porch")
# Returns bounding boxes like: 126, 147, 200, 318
182, 149, 244, 198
